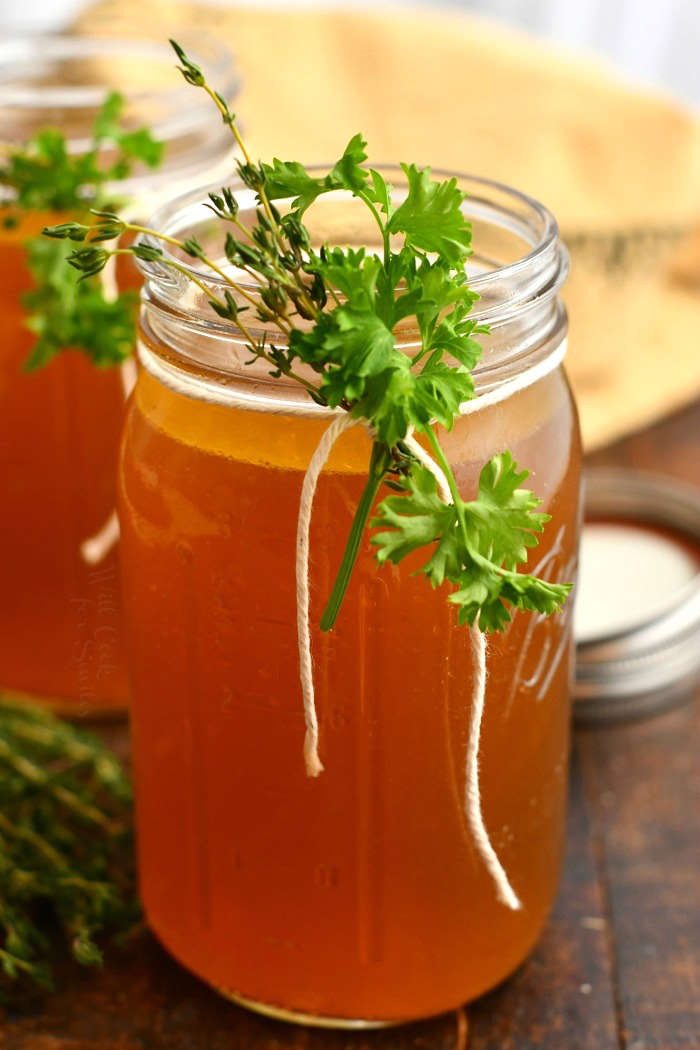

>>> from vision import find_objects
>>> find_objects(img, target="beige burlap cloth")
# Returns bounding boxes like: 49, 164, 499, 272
80, 1, 700, 449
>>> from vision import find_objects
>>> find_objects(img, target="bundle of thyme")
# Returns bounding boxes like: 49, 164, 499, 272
47, 40, 571, 633
0, 700, 137, 998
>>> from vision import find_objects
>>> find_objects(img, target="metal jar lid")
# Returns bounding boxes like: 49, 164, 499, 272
574, 468, 700, 724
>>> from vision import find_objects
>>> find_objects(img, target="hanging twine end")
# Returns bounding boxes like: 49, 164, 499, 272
80, 510, 120, 566
80, 539, 103, 566
498, 884, 523, 911
303, 734, 324, 778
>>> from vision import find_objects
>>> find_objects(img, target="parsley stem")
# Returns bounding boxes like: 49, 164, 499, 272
320, 440, 391, 631
423, 426, 473, 550
358, 191, 390, 263
423, 427, 461, 503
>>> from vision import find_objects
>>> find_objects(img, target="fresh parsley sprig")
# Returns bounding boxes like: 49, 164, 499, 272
1, 92, 163, 369
44, 40, 571, 633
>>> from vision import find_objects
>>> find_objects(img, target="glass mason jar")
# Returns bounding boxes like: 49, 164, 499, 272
0, 36, 239, 714
120, 173, 581, 1025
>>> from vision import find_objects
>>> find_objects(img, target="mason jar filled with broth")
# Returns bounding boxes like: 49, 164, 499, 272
119, 172, 581, 1025
0, 35, 239, 714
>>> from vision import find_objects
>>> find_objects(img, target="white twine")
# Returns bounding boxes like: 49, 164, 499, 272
405, 431, 521, 909
81, 510, 120, 567
296, 413, 359, 776
466, 625, 521, 909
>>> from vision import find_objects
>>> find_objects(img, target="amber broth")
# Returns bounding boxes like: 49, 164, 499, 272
120, 360, 580, 1021
0, 216, 128, 711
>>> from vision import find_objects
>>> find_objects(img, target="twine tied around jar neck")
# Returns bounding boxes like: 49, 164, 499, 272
132, 333, 567, 912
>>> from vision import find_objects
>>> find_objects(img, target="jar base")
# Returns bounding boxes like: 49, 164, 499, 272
214, 985, 420, 1029
149, 921, 460, 1030
0, 685, 127, 721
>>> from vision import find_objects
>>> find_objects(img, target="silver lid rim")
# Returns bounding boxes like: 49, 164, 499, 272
575, 468, 700, 723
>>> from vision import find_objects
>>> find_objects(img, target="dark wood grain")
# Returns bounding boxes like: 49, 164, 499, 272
585, 398, 700, 482
1, 934, 464, 1050
0, 752, 617, 1050
584, 398, 700, 1050
467, 749, 618, 1050
579, 703, 700, 1050
1, 400, 698, 1048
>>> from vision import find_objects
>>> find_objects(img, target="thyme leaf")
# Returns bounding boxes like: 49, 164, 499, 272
373, 453, 572, 632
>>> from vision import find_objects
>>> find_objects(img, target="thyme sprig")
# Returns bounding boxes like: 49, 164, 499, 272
0, 700, 138, 997
45, 40, 571, 633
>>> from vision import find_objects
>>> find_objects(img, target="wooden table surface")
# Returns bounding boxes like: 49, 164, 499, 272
2, 401, 699, 1050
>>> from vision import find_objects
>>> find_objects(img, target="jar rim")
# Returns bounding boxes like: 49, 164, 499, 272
137, 166, 569, 400
138, 166, 565, 316
0, 34, 240, 150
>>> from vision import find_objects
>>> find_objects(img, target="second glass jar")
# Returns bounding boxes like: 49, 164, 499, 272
0, 35, 239, 714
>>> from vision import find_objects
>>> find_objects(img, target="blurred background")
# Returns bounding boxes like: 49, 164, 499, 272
2, 0, 699, 107
2, 0, 700, 451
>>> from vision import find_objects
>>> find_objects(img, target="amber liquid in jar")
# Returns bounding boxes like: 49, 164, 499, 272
0, 215, 128, 712
120, 360, 581, 1023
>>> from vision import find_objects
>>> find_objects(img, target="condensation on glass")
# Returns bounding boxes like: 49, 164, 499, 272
120, 172, 581, 1025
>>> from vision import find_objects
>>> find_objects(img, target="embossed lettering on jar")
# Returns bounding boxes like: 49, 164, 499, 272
119, 172, 581, 1025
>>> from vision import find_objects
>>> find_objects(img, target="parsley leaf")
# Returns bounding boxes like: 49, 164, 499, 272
92, 92, 163, 171
373, 455, 571, 631
260, 159, 327, 213
464, 452, 550, 569
290, 305, 396, 408
310, 246, 381, 309
2, 91, 163, 371
22, 239, 135, 370
262, 134, 370, 213
369, 169, 393, 217
388, 164, 472, 264
0, 92, 162, 214
328, 133, 370, 196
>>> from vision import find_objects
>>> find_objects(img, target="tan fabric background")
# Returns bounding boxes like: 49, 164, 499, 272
81, 1, 700, 449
